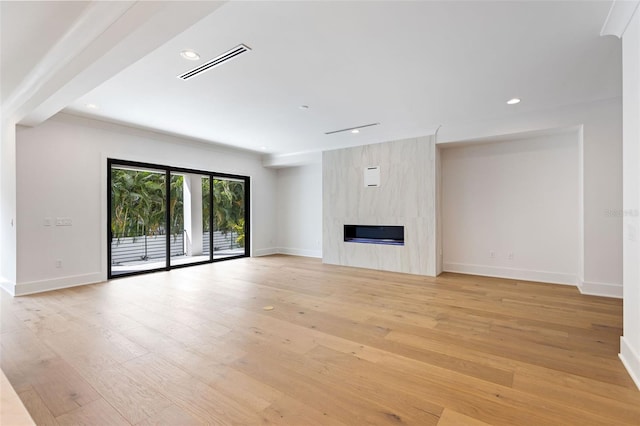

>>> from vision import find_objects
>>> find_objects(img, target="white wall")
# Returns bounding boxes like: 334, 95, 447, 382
438, 98, 623, 297
620, 4, 640, 390
0, 118, 17, 293
442, 131, 579, 285
323, 136, 438, 276
435, 145, 443, 275
14, 113, 278, 295
276, 163, 322, 257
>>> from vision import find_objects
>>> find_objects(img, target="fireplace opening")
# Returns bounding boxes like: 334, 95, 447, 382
344, 225, 404, 246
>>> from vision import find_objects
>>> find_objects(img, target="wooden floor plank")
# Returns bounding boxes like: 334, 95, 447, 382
436, 408, 492, 426
135, 404, 206, 426
80, 364, 173, 424
0, 255, 637, 425
121, 353, 264, 425
16, 388, 58, 426
260, 394, 349, 426
54, 398, 129, 426
1, 371, 36, 426
13, 357, 101, 417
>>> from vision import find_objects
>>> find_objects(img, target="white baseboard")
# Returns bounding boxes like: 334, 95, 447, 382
13, 273, 104, 296
578, 280, 623, 299
277, 247, 322, 258
253, 247, 279, 257
443, 262, 577, 286
620, 336, 640, 390
253, 247, 322, 258
0, 277, 16, 296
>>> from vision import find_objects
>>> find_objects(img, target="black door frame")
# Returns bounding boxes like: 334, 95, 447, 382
107, 158, 250, 279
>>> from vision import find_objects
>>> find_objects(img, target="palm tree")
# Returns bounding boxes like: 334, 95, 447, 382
169, 174, 184, 238
213, 179, 245, 247
111, 170, 244, 249
202, 178, 211, 232
111, 169, 172, 238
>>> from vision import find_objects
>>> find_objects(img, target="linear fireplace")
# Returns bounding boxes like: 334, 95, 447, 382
344, 225, 404, 246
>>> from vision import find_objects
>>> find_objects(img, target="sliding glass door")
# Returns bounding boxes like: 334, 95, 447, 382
213, 177, 246, 260
110, 165, 168, 276
169, 172, 212, 268
108, 160, 249, 278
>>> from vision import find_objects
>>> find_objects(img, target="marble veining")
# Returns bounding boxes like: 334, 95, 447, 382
323, 136, 437, 276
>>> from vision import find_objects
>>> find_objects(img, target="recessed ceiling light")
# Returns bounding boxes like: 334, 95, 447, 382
85, 103, 99, 109
299, 105, 309, 110
180, 50, 200, 60
506, 98, 521, 105
260, 146, 268, 150
351, 129, 360, 134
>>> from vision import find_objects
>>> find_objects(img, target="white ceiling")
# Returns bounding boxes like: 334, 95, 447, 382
0, 1, 90, 99
4, 1, 620, 156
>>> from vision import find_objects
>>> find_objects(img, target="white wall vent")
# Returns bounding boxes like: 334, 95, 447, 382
364, 166, 380, 187
178, 44, 251, 80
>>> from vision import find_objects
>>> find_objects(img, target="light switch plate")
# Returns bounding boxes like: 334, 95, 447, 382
55, 217, 72, 226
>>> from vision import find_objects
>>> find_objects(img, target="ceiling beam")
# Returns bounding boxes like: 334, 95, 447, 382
263, 151, 323, 169
5, 1, 225, 127
601, 0, 640, 38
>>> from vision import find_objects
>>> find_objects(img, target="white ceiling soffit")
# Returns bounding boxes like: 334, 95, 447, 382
63, 1, 620, 156
437, 125, 582, 150
600, 0, 640, 37
263, 151, 323, 169
0, 0, 90, 105
2, 1, 225, 125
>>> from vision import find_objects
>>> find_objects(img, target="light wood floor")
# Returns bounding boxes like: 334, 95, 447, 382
1, 255, 639, 425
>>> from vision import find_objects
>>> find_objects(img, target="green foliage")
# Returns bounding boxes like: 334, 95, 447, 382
213, 179, 245, 244
202, 178, 211, 232
110, 169, 183, 239
112, 169, 244, 247
232, 218, 245, 248
169, 174, 184, 235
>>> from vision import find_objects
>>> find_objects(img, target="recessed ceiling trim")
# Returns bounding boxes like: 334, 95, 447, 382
178, 43, 251, 80
325, 122, 380, 135
180, 49, 200, 60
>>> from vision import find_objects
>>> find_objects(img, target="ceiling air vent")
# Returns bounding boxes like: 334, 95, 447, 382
325, 122, 380, 135
178, 44, 251, 80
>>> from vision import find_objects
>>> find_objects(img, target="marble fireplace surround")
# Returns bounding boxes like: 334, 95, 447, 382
323, 135, 438, 276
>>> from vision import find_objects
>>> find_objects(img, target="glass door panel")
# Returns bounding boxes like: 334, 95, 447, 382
110, 166, 167, 276
169, 172, 210, 267
213, 177, 246, 259
203, 176, 212, 258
